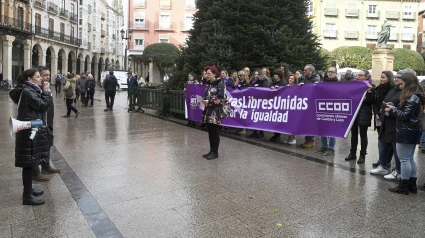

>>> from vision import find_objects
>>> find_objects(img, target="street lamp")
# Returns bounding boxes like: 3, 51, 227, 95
120, 29, 132, 71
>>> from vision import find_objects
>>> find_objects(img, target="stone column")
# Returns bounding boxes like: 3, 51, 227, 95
50, 56, 58, 83
80, 60, 84, 74
62, 56, 68, 75
1, 35, 15, 84
94, 63, 99, 81
87, 61, 92, 74
22, 40, 31, 70
72, 59, 77, 74
149, 62, 154, 83
39, 49, 45, 67
371, 48, 394, 85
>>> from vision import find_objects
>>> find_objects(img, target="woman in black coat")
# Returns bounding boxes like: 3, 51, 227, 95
248, 69, 269, 138
9, 69, 51, 205
345, 70, 376, 164
269, 68, 287, 142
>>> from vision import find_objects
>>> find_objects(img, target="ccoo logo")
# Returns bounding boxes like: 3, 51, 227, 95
315, 99, 352, 115
190, 95, 198, 109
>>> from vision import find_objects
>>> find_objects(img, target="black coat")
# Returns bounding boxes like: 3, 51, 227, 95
378, 87, 401, 142
271, 78, 287, 87
9, 83, 51, 167
250, 78, 269, 88
373, 82, 393, 130
354, 86, 376, 126
391, 94, 423, 144
104, 75, 119, 92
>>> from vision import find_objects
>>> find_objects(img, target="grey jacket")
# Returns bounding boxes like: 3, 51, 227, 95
77, 76, 88, 93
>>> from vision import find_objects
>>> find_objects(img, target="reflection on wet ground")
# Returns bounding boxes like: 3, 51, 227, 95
1, 89, 424, 238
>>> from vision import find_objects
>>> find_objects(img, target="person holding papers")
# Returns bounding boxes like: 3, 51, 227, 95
199, 66, 226, 160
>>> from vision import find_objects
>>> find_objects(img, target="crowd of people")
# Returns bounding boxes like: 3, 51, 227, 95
189, 63, 425, 194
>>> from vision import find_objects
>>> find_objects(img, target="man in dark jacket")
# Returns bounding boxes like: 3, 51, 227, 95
127, 71, 138, 111
85, 74, 96, 107
299, 64, 320, 148
78, 73, 88, 106
104, 71, 119, 111
33, 66, 60, 182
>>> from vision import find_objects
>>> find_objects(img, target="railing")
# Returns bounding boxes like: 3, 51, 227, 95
386, 11, 399, 19
88, 42, 91, 50
169, 90, 185, 114
345, 31, 358, 39
34, 0, 46, 9
129, 21, 149, 30
0, 15, 32, 33
129, 42, 146, 51
401, 33, 415, 42
365, 33, 378, 40
323, 30, 337, 38
366, 10, 380, 19
59, 8, 69, 18
34, 26, 80, 46
154, 21, 175, 31
324, 8, 338, 17
402, 12, 415, 20
180, 22, 193, 31
345, 9, 358, 17
137, 88, 165, 112
69, 13, 77, 22
88, 23, 91, 32
48, 2, 59, 14
389, 33, 398, 41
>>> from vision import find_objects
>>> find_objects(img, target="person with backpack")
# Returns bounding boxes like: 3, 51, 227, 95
63, 73, 80, 118
85, 74, 96, 107
54, 73, 62, 95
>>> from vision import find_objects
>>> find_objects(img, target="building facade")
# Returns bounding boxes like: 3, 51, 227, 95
0, 0, 33, 84
308, 0, 421, 52
78, 0, 124, 81
417, 0, 425, 53
127, 0, 196, 83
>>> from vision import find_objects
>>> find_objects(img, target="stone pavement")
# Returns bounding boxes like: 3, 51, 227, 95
0, 89, 425, 238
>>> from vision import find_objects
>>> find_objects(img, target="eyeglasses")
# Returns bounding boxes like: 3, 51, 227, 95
328, 71, 335, 73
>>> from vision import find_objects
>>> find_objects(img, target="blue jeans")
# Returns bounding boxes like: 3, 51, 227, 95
378, 138, 400, 172
421, 131, 425, 148
396, 143, 417, 180
321, 137, 336, 150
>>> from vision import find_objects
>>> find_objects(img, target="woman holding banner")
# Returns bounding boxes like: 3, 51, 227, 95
9, 69, 51, 205
248, 69, 269, 138
269, 68, 287, 142
200, 66, 227, 160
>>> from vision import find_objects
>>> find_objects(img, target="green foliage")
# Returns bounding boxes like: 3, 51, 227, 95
320, 48, 333, 69
141, 43, 180, 81
331, 46, 372, 69
170, 0, 324, 89
393, 48, 425, 71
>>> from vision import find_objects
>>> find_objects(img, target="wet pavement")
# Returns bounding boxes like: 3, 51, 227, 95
1, 89, 425, 238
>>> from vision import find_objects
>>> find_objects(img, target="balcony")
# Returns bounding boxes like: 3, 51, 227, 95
403, 13, 415, 20
129, 21, 149, 30
181, 22, 193, 31
324, 8, 338, 17
365, 33, 378, 40
69, 13, 77, 22
59, 8, 69, 19
345, 31, 358, 39
34, 26, 80, 46
401, 33, 415, 42
101, 13, 106, 20
366, 10, 380, 19
129, 42, 145, 51
34, 0, 46, 9
0, 15, 32, 34
48, 2, 59, 14
154, 22, 175, 31
323, 30, 337, 39
101, 30, 105, 37
345, 9, 358, 18
386, 11, 399, 20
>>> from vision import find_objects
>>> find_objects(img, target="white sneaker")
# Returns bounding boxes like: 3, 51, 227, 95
288, 139, 296, 145
384, 169, 400, 180
370, 166, 389, 175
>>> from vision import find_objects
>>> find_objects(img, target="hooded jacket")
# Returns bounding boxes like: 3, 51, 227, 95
104, 74, 119, 92
77, 76, 88, 93
9, 82, 51, 167
299, 73, 320, 84
63, 78, 77, 99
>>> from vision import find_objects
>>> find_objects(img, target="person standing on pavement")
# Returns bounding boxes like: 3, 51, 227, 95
127, 71, 138, 111
9, 69, 51, 205
247, 69, 269, 139
63, 73, 80, 118
299, 64, 320, 149
85, 74, 96, 107
32, 66, 61, 182
54, 72, 62, 95
269, 69, 287, 142
385, 71, 424, 195
200, 66, 227, 160
77, 73, 88, 106
104, 71, 118, 111
318, 67, 339, 155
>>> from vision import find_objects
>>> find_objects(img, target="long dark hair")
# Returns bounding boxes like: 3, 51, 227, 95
16, 69, 38, 84
381, 70, 394, 87
399, 72, 424, 107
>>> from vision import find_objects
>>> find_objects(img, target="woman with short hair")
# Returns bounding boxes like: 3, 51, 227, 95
248, 69, 269, 138
269, 68, 287, 142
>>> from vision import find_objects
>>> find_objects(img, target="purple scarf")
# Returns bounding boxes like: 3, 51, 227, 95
27, 81, 42, 92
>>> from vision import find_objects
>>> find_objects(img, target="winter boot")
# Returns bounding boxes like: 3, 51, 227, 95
408, 177, 418, 194
388, 179, 410, 195
23, 191, 45, 206
32, 188, 44, 196
345, 150, 357, 161
206, 152, 218, 160
203, 151, 212, 158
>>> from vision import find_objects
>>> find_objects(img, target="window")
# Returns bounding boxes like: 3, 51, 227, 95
324, 23, 336, 37
134, 0, 146, 8
345, 22, 357, 38
389, 26, 397, 40
79, 19, 82, 25
404, 5, 413, 18
79, 28, 82, 39
367, 25, 377, 38
306, 0, 314, 15
134, 12, 145, 28
402, 27, 412, 41
35, 13, 41, 28
159, 14, 170, 30
71, 26, 74, 40
71, 3, 75, 15
159, 34, 169, 43
369, 5, 377, 14
184, 15, 193, 31
346, 3, 358, 17
324, 2, 337, 16
49, 18, 54, 30
186, 0, 196, 10
160, 0, 171, 9
61, 0, 65, 9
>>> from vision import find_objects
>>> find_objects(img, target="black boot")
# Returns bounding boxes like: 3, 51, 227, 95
206, 152, 218, 160
203, 151, 212, 158
32, 188, 44, 196
388, 179, 410, 195
408, 177, 418, 194
255, 131, 264, 138
269, 135, 280, 142
22, 191, 45, 206
248, 131, 258, 138
344, 150, 357, 161
357, 154, 365, 164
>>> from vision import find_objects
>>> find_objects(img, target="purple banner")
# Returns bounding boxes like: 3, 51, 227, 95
185, 82, 367, 138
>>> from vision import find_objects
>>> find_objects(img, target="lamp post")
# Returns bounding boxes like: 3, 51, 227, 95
120, 29, 132, 71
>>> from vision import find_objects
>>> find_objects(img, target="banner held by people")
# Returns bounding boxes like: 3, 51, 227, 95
185, 81, 368, 138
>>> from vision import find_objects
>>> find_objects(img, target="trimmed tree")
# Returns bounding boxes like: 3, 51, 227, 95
331, 46, 372, 69
393, 48, 425, 71
141, 43, 180, 81
171, 0, 324, 89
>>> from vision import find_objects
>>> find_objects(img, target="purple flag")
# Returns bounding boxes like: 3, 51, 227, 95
185, 82, 368, 138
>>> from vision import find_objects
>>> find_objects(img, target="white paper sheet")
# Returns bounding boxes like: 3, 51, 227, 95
196, 95, 205, 110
